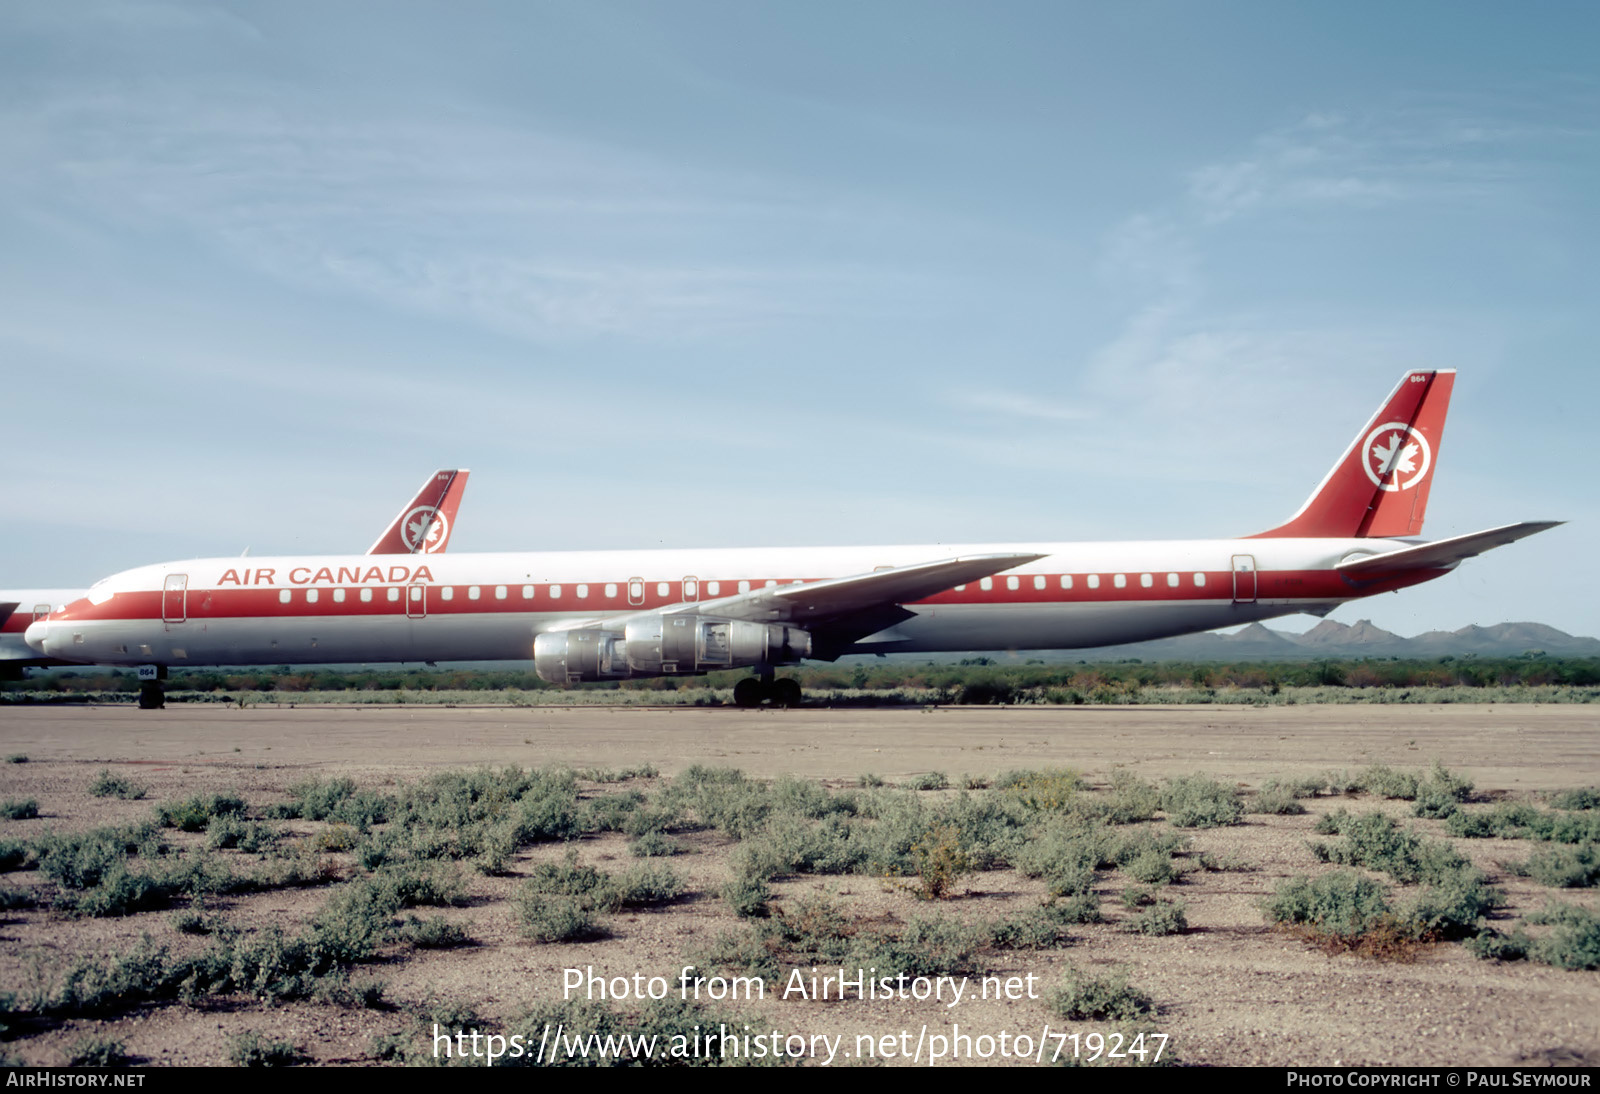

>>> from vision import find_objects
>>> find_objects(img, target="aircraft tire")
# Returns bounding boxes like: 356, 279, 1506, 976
137, 683, 165, 710
732, 678, 765, 708
772, 678, 802, 708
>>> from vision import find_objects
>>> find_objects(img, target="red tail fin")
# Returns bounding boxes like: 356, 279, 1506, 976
1250, 371, 1453, 539
366, 470, 470, 555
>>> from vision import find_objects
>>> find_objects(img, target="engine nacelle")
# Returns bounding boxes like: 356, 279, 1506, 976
624, 612, 810, 676
533, 629, 628, 684
534, 613, 812, 683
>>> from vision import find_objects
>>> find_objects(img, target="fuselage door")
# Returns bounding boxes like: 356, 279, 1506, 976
1231, 555, 1257, 603
407, 583, 428, 619
162, 574, 188, 623
627, 578, 645, 606
682, 576, 698, 603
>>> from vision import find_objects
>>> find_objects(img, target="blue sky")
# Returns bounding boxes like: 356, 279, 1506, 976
6, 2, 1597, 638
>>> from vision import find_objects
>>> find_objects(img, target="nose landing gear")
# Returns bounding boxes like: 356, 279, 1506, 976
136, 665, 167, 710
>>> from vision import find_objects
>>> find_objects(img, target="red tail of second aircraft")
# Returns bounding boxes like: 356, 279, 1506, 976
1250, 369, 1454, 540
366, 469, 470, 555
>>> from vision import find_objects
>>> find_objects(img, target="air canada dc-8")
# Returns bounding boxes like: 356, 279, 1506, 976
28, 371, 1558, 708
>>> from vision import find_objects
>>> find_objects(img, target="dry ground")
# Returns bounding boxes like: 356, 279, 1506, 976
0, 702, 1596, 1068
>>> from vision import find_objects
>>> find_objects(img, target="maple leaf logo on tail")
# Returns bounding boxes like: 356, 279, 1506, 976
400, 506, 450, 553
1361, 423, 1432, 492
1372, 432, 1419, 478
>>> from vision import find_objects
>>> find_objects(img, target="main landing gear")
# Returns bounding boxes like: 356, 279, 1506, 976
732, 673, 803, 709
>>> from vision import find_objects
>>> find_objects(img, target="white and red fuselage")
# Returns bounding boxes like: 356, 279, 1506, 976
25, 537, 1439, 669
24, 370, 1559, 682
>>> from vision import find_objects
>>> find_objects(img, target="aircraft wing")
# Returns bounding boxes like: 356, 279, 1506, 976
0, 603, 17, 629
1336, 521, 1562, 579
548, 552, 1044, 636
687, 552, 1047, 625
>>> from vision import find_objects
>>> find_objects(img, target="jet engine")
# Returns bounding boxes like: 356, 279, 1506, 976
534, 613, 811, 683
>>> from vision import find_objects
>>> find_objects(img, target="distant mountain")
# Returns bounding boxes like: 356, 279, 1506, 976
966, 620, 1600, 663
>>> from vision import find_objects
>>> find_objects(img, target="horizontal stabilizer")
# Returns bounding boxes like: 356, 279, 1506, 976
1335, 521, 1562, 579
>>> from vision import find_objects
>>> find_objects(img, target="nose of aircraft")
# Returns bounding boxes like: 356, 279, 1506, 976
24, 619, 51, 655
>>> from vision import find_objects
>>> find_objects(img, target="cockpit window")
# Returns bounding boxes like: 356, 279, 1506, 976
87, 581, 115, 606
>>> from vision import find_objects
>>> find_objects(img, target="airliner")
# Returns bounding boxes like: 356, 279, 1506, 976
2, 469, 469, 672
27, 372, 1557, 708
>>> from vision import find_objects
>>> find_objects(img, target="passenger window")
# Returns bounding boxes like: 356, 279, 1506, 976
441, 587, 453, 601
551, 585, 562, 598
1194, 573, 1207, 587
1033, 575, 1046, 590
522, 585, 534, 599
411, 587, 423, 601
953, 584, 967, 592
980, 577, 993, 591
1167, 573, 1179, 587
738, 580, 750, 594
657, 582, 669, 597
1114, 574, 1127, 588
605, 583, 618, 598
469, 586, 481, 600
1006, 575, 1019, 590
1140, 573, 1153, 588
1087, 575, 1100, 589
1060, 575, 1073, 589
279, 589, 291, 604
360, 588, 373, 603
307, 589, 319, 603
577, 584, 589, 598
333, 588, 346, 603
765, 579, 777, 588
496, 585, 508, 600
387, 588, 400, 602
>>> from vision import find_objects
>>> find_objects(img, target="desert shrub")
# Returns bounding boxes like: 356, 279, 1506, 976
0, 839, 31, 872
1404, 871, 1500, 940
612, 864, 685, 907
997, 769, 1084, 812
857, 773, 884, 789
396, 914, 471, 949
1093, 771, 1162, 824
89, 770, 147, 800
1466, 927, 1531, 962
1525, 904, 1600, 970
1049, 965, 1154, 1021
856, 915, 988, 978
205, 815, 280, 852
1122, 848, 1176, 886
1126, 899, 1187, 936
722, 874, 772, 918
986, 903, 1079, 949
1506, 844, 1600, 888
226, 1031, 302, 1067
1160, 776, 1243, 828
627, 832, 683, 857
66, 1037, 131, 1067
661, 767, 772, 839
1, 799, 39, 820
1251, 783, 1306, 815
1548, 788, 1600, 811
906, 821, 972, 899
155, 793, 246, 832
35, 823, 164, 890
515, 892, 598, 942
1358, 764, 1419, 800
1264, 871, 1393, 940
907, 772, 949, 792
758, 894, 857, 965
581, 790, 645, 833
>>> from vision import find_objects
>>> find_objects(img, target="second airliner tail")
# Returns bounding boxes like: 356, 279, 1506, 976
367, 470, 470, 555
1251, 370, 1454, 539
